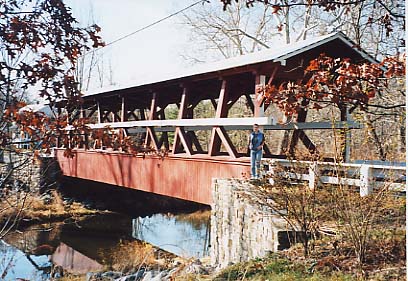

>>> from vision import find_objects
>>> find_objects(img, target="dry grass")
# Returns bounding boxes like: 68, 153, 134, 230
99, 240, 178, 273
0, 190, 105, 228
110, 240, 156, 272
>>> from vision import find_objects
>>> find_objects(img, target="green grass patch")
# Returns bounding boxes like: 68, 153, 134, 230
214, 254, 354, 281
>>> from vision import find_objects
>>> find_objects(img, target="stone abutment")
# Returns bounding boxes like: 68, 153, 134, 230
211, 179, 293, 268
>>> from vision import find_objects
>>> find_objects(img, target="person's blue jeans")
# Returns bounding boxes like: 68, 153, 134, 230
250, 149, 262, 178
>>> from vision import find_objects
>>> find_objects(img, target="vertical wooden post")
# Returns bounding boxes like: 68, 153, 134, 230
268, 160, 276, 185
178, 87, 188, 119
149, 92, 157, 120
308, 162, 320, 189
254, 74, 266, 118
215, 80, 229, 118
97, 101, 102, 123
79, 106, 85, 148
121, 96, 126, 122
360, 164, 373, 196
341, 105, 351, 162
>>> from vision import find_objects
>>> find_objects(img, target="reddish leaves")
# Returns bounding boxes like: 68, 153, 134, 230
262, 54, 405, 116
0, 0, 104, 104
1, 0, 105, 157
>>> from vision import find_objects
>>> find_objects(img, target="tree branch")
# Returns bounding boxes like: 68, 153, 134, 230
224, 28, 270, 49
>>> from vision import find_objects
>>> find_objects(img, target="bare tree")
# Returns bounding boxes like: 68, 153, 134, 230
74, 4, 116, 91
309, 0, 405, 161
181, 1, 282, 63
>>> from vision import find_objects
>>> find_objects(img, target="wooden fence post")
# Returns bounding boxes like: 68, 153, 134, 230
308, 162, 320, 189
359, 164, 373, 196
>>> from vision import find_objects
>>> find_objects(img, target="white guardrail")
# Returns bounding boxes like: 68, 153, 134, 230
262, 159, 406, 197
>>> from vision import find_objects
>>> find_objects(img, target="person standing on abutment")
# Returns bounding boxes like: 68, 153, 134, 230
249, 124, 265, 179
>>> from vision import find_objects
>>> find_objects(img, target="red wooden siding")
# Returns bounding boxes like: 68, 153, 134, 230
56, 149, 250, 205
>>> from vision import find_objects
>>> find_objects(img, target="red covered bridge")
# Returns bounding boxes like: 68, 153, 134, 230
56, 32, 375, 205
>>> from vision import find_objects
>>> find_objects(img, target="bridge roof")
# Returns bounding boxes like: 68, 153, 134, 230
84, 31, 376, 98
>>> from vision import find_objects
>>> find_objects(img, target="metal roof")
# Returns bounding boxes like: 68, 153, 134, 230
84, 32, 377, 97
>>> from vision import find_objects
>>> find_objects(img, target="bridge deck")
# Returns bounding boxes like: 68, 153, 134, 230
56, 149, 250, 205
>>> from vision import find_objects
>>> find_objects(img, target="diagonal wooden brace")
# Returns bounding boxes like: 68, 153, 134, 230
208, 126, 238, 158
145, 127, 159, 151
173, 127, 193, 156
187, 131, 204, 153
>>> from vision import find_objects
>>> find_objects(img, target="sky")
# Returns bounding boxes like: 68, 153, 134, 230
66, 0, 208, 91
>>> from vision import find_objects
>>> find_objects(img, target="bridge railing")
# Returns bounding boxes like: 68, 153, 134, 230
263, 159, 406, 196
62, 118, 361, 158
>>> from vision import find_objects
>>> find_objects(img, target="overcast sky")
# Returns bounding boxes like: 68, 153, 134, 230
66, 0, 204, 91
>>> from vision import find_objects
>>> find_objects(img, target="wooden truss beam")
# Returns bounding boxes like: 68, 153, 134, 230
110, 111, 121, 123
245, 93, 255, 114
210, 99, 217, 110
86, 107, 97, 119
145, 92, 159, 150
125, 109, 140, 121
208, 80, 227, 156
289, 106, 317, 155
184, 94, 204, 153
211, 126, 239, 158
157, 109, 169, 150
262, 67, 279, 113
208, 80, 239, 158
173, 87, 194, 155
187, 131, 204, 153
102, 110, 111, 122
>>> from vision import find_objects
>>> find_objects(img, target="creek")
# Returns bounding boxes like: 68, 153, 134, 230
0, 179, 211, 280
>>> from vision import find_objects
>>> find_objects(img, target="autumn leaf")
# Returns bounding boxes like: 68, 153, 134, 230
272, 5, 281, 14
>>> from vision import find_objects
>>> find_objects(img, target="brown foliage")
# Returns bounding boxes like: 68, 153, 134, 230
259, 54, 405, 117
0, 0, 105, 158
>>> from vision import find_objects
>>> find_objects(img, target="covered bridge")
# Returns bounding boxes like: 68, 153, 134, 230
56, 32, 376, 204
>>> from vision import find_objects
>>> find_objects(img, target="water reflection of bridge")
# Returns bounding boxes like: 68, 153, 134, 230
2, 212, 210, 277
56, 32, 373, 205
52, 242, 103, 274
2, 215, 131, 275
